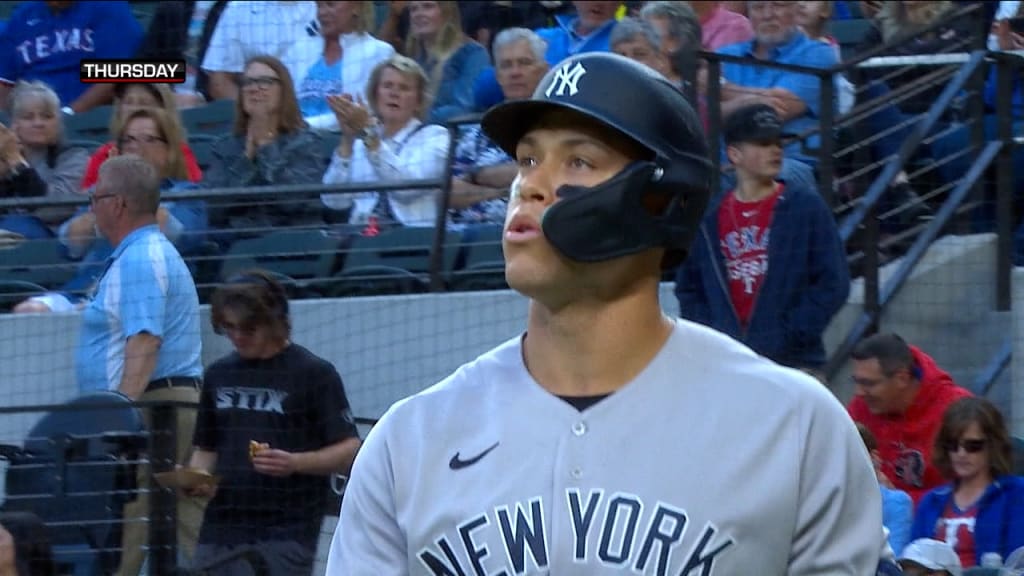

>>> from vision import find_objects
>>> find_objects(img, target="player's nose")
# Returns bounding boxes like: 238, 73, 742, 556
515, 168, 555, 206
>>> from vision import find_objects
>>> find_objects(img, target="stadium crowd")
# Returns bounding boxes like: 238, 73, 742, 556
0, 1, 1022, 575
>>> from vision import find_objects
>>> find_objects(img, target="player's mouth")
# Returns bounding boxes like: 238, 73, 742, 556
505, 214, 541, 242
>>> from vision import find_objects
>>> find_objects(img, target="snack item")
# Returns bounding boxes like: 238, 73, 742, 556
249, 440, 270, 460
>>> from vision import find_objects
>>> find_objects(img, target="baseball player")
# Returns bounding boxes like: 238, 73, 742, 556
327, 52, 882, 575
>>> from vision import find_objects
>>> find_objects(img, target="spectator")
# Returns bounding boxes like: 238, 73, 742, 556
610, 18, 674, 82
61, 156, 205, 576
458, 0, 552, 53
898, 538, 962, 576
717, 0, 839, 169
81, 83, 202, 190
134, 1, 205, 109
472, 1, 619, 112
448, 28, 548, 225
912, 397, 1024, 567
0, 512, 56, 576
0, 81, 89, 239
13, 108, 208, 314
405, 1, 489, 123
0, 1, 143, 113
204, 55, 327, 246
675, 104, 849, 373
201, 1, 318, 101
848, 333, 972, 504
299, 1, 395, 130
188, 271, 361, 576
796, 0, 855, 115
860, 422, 915, 556
691, 1, 755, 50
639, 1, 704, 84
322, 55, 449, 229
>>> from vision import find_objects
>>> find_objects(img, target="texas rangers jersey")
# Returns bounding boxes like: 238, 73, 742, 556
328, 319, 883, 575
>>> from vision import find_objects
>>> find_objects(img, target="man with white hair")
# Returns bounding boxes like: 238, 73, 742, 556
716, 0, 837, 169
609, 17, 676, 85
450, 28, 549, 224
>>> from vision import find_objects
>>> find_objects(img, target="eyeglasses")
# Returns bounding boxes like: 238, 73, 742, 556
90, 193, 120, 205
944, 438, 987, 454
119, 134, 166, 147
215, 320, 257, 336
239, 76, 281, 89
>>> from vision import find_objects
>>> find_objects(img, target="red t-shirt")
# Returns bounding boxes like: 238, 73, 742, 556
717, 183, 782, 326
80, 141, 203, 189
935, 500, 978, 567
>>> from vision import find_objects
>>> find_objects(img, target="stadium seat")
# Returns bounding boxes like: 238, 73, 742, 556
0, 280, 47, 312
187, 134, 219, 172
449, 224, 507, 291
181, 99, 235, 136
0, 238, 77, 289
65, 105, 114, 141
65, 138, 105, 153
328, 227, 460, 297
0, 391, 147, 576
217, 229, 344, 296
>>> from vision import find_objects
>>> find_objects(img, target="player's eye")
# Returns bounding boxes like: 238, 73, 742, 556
568, 156, 594, 170
517, 156, 537, 169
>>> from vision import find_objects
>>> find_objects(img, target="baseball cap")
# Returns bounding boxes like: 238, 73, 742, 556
723, 103, 788, 145
898, 539, 962, 576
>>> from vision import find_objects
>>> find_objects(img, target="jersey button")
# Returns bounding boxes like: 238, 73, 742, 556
572, 421, 587, 436
570, 467, 583, 479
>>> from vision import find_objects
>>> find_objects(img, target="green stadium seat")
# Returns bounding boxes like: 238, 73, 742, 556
181, 100, 235, 137
328, 227, 460, 297
187, 134, 219, 172
449, 225, 507, 292
217, 229, 344, 296
0, 238, 77, 289
65, 105, 114, 141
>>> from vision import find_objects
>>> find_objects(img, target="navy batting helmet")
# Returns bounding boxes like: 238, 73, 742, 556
481, 51, 712, 266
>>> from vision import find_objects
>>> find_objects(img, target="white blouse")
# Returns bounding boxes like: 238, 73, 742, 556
321, 119, 451, 227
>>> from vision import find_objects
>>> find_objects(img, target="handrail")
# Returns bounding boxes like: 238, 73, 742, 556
824, 140, 1002, 380
837, 50, 987, 243
971, 339, 1012, 397
0, 177, 446, 210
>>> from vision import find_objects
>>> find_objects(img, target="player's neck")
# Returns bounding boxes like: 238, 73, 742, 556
733, 178, 777, 202
523, 287, 673, 397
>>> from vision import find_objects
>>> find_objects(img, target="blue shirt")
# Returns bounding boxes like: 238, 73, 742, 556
717, 31, 838, 165
75, 225, 202, 393
881, 486, 913, 556
298, 56, 344, 119
0, 1, 142, 105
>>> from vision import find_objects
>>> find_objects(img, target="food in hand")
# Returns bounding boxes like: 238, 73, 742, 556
249, 440, 270, 460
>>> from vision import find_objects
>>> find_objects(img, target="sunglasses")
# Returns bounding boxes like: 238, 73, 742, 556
944, 438, 987, 453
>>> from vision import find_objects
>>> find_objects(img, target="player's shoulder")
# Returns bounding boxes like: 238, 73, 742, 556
374, 335, 523, 425
672, 319, 844, 412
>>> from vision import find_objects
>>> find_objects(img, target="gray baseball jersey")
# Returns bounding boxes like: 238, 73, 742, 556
327, 319, 883, 575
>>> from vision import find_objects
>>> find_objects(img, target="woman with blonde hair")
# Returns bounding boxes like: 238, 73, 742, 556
405, 1, 489, 123
298, 1, 395, 130
14, 107, 207, 314
80, 82, 203, 189
0, 80, 90, 239
322, 54, 449, 229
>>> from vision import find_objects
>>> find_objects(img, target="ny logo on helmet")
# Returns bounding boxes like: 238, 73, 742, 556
545, 61, 587, 98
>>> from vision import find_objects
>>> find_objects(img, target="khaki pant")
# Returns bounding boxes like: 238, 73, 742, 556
116, 386, 209, 576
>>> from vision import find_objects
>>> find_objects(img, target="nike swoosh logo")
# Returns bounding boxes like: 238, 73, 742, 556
742, 211, 756, 217
449, 442, 499, 470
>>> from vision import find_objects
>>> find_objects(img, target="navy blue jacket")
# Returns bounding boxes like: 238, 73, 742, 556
911, 475, 1024, 563
674, 181, 850, 369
